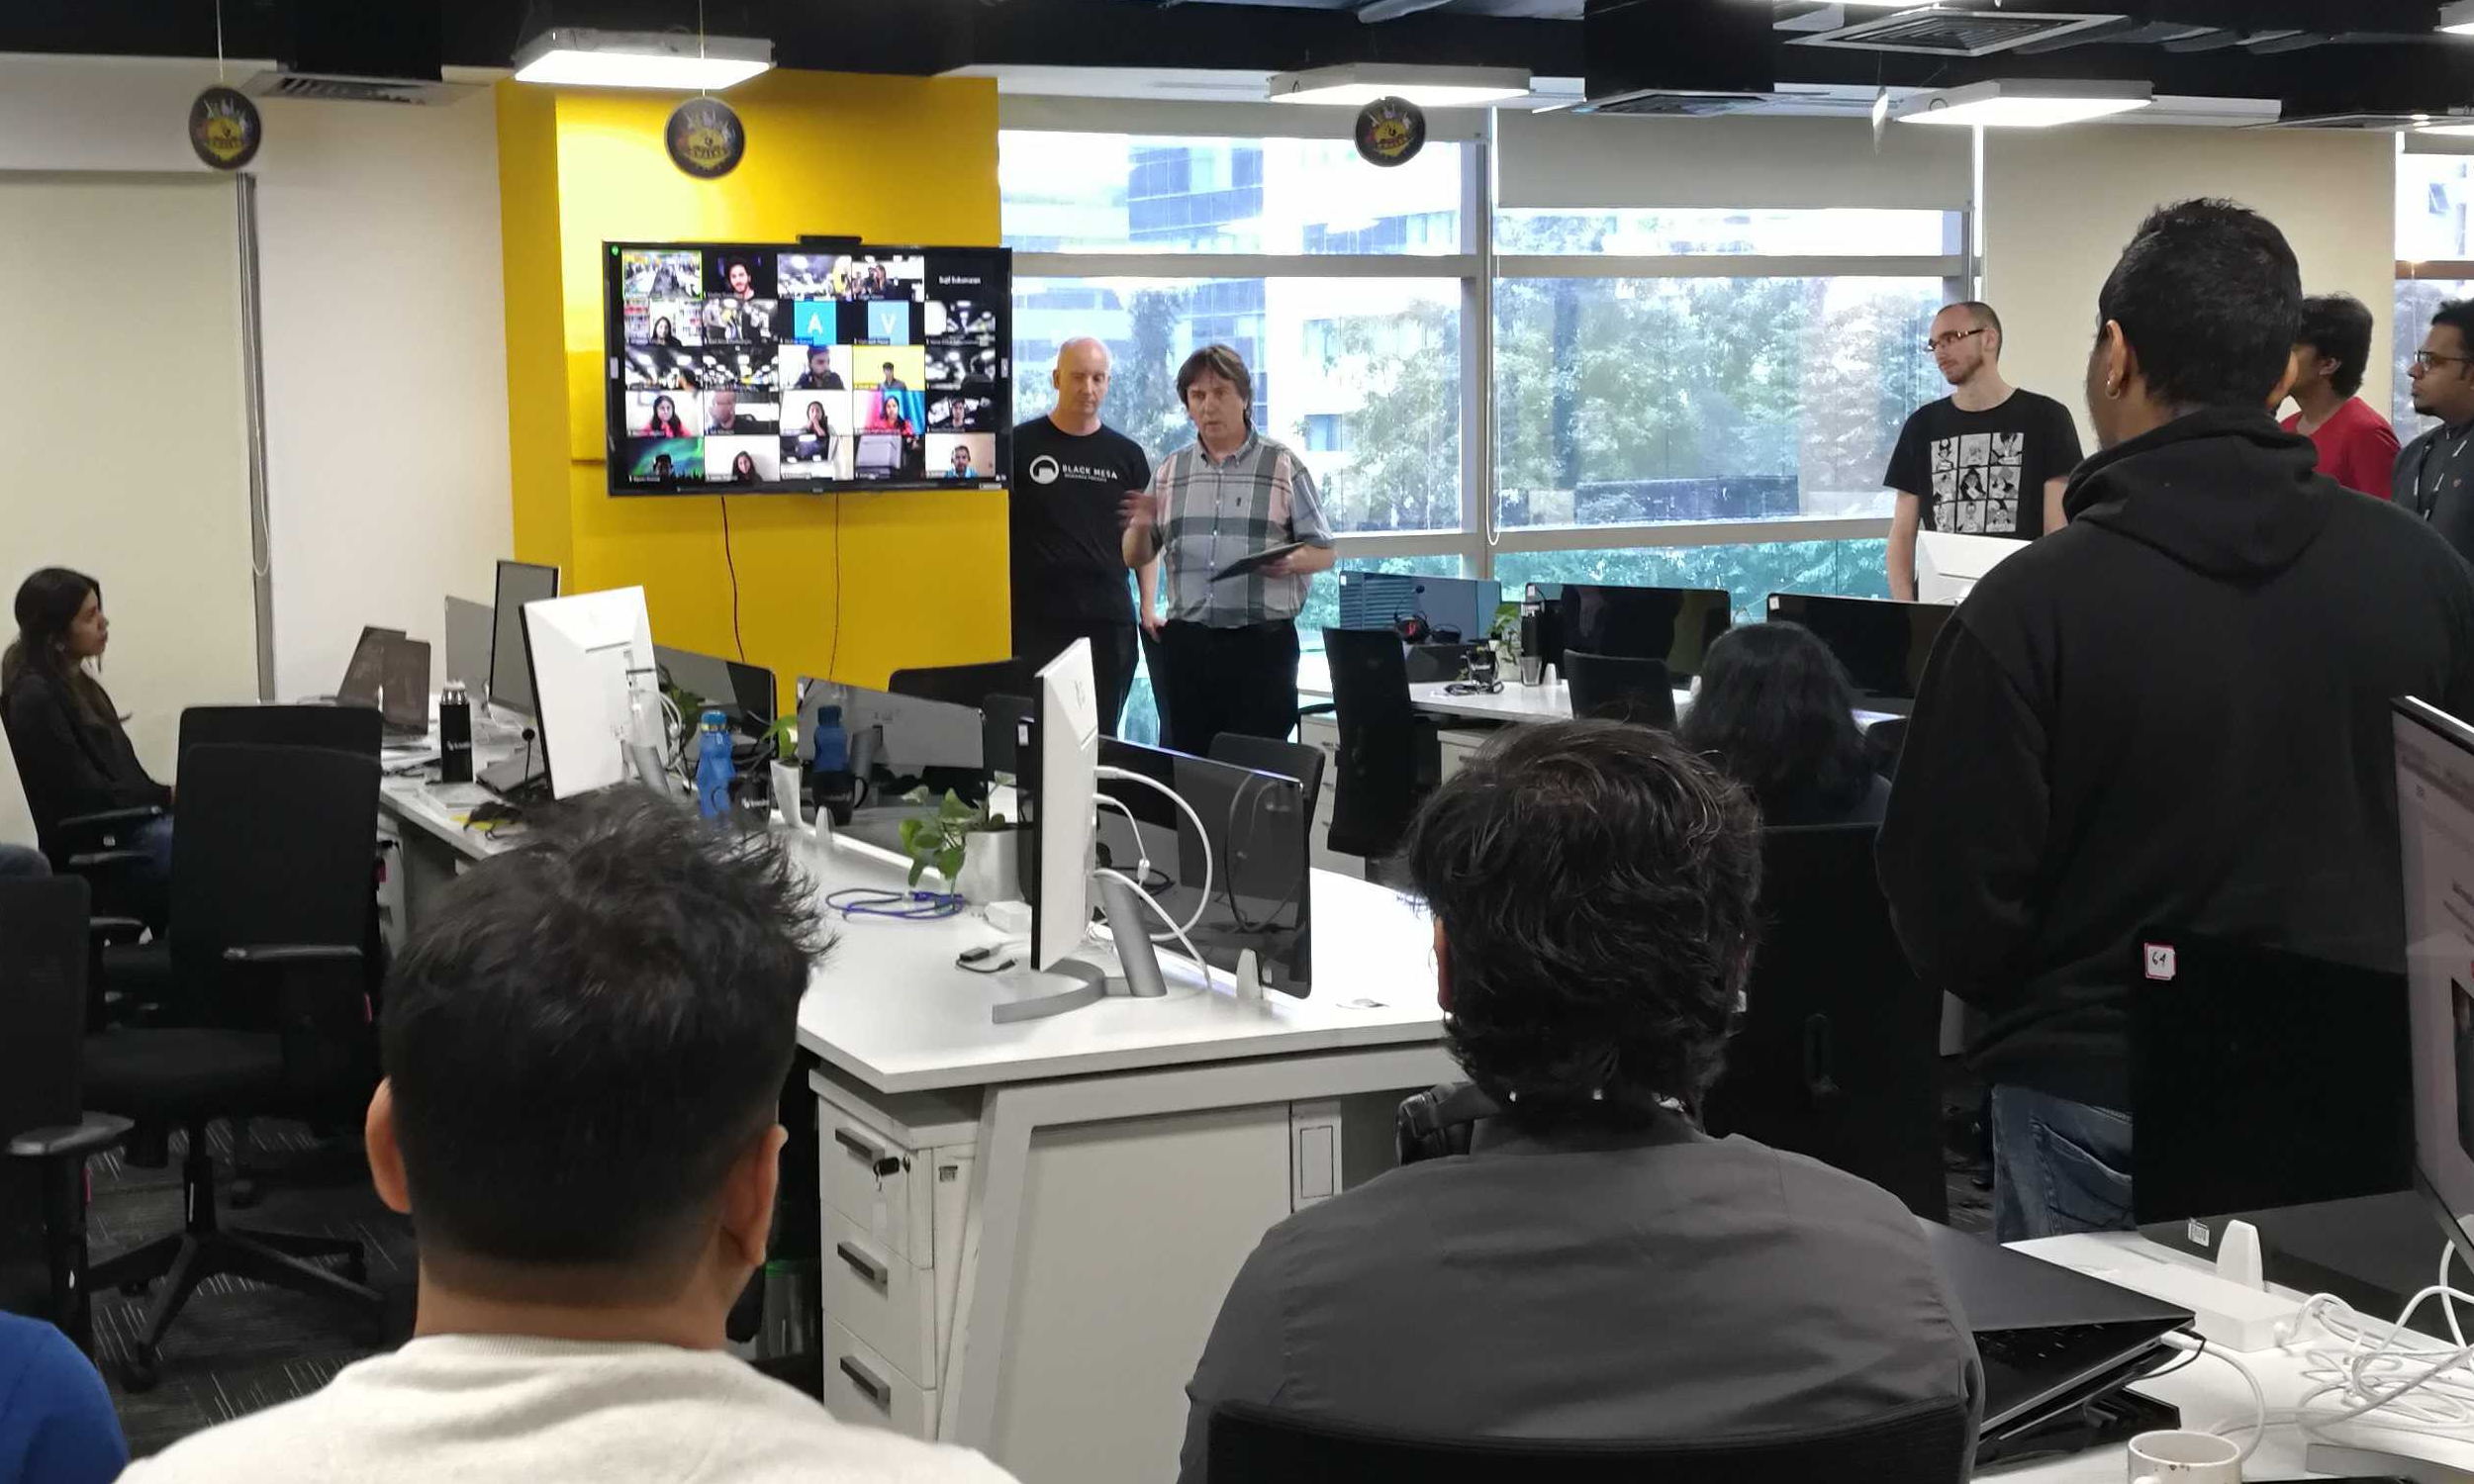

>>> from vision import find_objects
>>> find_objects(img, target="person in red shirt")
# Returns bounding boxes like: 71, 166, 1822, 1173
2281, 293, 2399, 500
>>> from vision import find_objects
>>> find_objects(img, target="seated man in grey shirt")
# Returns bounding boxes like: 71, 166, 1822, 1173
1179, 721, 1982, 1479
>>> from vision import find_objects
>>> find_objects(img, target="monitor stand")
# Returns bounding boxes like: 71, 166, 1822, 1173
988, 874, 1240, 1024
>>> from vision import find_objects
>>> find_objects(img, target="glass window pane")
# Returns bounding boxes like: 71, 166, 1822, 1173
1000, 132, 1463, 255
2400, 155, 2474, 264
1495, 540, 1891, 627
2398, 278, 2474, 432
1493, 276, 1944, 528
1015, 276, 1462, 533
1495, 208, 1959, 257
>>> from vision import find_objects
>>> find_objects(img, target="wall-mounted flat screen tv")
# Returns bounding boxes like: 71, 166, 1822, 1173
604, 239, 1010, 496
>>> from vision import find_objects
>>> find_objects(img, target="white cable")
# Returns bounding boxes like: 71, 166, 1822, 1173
1094, 765, 1212, 937
2167, 1334, 2267, 1462
2251, 1243, 2474, 1452
1092, 867, 1209, 983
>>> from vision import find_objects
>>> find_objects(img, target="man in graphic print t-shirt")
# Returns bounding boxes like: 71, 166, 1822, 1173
1883, 301, 2086, 602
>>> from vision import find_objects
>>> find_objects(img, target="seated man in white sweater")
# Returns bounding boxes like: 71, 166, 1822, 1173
124, 792, 1010, 1484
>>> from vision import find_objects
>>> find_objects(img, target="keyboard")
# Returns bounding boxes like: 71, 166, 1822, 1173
1975, 1323, 2127, 1370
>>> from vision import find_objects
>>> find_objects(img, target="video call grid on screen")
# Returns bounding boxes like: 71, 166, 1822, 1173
606, 240, 1011, 497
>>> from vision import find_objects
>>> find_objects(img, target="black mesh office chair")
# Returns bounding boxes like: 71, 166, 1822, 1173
1701, 821, 1947, 1221
1565, 651, 1678, 729
1209, 733, 1327, 823
81, 743, 385, 1390
1206, 1395, 1972, 1482
888, 659, 1040, 711
0, 876, 134, 1354
1309, 629, 1439, 871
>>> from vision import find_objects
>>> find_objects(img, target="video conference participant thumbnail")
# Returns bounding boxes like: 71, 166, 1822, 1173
618, 437, 703, 487
704, 388, 777, 436
707, 436, 780, 486
928, 433, 995, 482
785, 344, 847, 391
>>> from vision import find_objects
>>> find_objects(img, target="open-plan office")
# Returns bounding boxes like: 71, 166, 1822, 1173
15, 3, 2474, 1482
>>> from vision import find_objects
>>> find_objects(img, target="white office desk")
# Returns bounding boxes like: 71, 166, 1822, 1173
789, 830, 1452, 1482
1297, 667, 1901, 730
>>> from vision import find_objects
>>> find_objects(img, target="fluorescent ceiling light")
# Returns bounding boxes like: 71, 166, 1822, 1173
513, 28, 772, 90
2443, 0, 2474, 35
1267, 63, 1531, 108
1895, 79, 2153, 129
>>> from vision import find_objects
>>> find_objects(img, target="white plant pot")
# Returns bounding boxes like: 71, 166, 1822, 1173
956, 827, 1023, 905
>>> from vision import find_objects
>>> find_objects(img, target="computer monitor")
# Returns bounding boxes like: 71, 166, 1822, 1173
522, 586, 656, 800
655, 645, 776, 734
795, 676, 992, 834
1096, 739, 1313, 998
1335, 573, 1503, 647
1764, 594, 1954, 705
336, 625, 406, 707
2398, 696, 2474, 1271
444, 596, 493, 693
1562, 584, 1732, 681
489, 560, 560, 716
1025, 640, 1099, 974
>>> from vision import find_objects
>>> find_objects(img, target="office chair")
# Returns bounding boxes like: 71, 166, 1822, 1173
81, 743, 385, 1390
1864, 715, 1910, 782
1565, 651, 1678, 728
888, 658, 1039, 711
1209, 733, 1327, 823
178, 702, 382, 763
1206, 1394, 1971, 1483
0, 876, 134, 1355
1701, 821, 1947, 1221
1309, 629, 1440, 873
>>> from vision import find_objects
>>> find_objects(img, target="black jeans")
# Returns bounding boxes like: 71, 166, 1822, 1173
1014, 613, 1138, 738
1157, 619, 1300, 757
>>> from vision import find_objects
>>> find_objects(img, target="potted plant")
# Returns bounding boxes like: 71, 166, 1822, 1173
899, 787, 1018, 901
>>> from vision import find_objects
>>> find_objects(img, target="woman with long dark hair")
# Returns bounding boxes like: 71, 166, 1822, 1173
2, 567, 173, 921
1677, 620, 1887, 828
643, 394, 686, 437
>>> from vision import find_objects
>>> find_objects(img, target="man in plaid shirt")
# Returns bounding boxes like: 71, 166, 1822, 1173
1121, 345, 1336, 755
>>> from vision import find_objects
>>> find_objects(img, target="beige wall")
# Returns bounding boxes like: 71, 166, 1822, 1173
1984, 128, 2397, 450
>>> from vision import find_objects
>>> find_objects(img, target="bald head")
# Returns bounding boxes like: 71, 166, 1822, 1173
1051, 336, 1113, 432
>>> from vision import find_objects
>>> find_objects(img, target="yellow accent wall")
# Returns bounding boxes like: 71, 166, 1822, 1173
494, 70, 1008, 696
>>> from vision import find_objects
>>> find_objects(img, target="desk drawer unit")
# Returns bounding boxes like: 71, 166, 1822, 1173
820, 1113, 932, 1268
822, 1316, 936, 1438
824, 1206, 939, 1390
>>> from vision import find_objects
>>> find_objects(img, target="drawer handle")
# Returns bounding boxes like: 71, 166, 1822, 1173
833, 1127, 904, 1179
835, 1239, 891, 1286
838, 1355, 893, 1410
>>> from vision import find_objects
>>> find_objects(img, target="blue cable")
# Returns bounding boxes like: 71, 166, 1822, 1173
825, 887, 963, 921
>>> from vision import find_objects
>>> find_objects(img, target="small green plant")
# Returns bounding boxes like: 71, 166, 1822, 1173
899, 787, 1008, 887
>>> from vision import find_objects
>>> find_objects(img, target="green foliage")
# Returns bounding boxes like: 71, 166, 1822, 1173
897, 788, 1008, 888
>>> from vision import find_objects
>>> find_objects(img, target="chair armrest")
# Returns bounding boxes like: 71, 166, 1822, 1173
87, 916, 146, 942
7, 1112, 135, 1160
1297, 703, 1336, 720
65, 849, 150, 873
57, 806, 165, 834
224, 945, 365, 967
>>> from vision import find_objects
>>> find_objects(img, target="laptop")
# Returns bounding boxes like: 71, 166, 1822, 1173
335, 626, 429, 742
1920, 1222, 2190, 1459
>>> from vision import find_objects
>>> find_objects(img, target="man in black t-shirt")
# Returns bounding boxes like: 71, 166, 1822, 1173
1010, 336, 1152, 735
1883, 301, 2085, 601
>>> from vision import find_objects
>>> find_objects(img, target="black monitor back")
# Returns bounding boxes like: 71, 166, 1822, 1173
1564, 585, 1732, 681
1765, 594, 1952, 703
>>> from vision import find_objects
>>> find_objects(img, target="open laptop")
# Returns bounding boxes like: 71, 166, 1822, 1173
1920, 1222, 2190, 1462
335, 626, 430, 742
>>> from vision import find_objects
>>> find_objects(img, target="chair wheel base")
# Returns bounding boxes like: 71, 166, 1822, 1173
121, 1344, 160, 1392
118, 1279, 152, 1297
228, 1176, 262, 1210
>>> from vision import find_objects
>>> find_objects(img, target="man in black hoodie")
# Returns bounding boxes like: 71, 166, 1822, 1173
1877, 200, 2474, 1242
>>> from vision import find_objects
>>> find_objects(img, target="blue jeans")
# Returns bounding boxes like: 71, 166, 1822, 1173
1991, 1085, 2135, 1243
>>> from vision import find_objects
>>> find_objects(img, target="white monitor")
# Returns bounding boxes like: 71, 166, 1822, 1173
1916, 530, 2022, 605
2398, 698, 2474, 1261
523, 586, 656, 800
1030, 639, 1099, 973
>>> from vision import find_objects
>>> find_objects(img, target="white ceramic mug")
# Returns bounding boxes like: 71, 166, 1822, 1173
2128, 1429, 2240, 1483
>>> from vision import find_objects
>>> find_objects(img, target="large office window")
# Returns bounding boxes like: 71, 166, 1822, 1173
2400, 154, 2474, 431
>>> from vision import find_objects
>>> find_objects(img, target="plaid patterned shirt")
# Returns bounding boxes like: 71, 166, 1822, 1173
1148, 430, 1334, 628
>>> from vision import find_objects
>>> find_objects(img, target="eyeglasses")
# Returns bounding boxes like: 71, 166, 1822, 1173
1925, 326, 1988, 354
2415, 351, 2474, 372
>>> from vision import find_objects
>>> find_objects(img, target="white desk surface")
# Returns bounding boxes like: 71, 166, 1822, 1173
1298, 670, 1902, 730
2002, 1231, 2474, 1482
789, 832, 1442, 1095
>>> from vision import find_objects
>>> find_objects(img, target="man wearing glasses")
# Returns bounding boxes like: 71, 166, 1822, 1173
2399, 300, 2474, 562
1881, 302, 2085, 602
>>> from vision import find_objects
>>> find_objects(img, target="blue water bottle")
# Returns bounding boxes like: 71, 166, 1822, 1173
696, 709, 733, 818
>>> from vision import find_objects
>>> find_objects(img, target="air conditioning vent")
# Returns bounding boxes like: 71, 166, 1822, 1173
1794, 10, 2131, 58
241, 70, 472, 107
1569, 90, 1765, 118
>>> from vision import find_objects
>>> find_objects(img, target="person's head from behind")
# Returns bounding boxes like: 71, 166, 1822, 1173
2087, 198, 2301, 450
369, 793, 826, 1335
2414, 300, 2474, 426
1677, 621, 1871, 822
1401, 722, 1761, 1130
1930, 301, 2002, 388
2289, 293, 2372, 406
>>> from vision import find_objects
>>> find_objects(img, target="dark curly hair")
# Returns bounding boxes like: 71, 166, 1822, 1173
1678, 621, 1871, 824
1401, 720, 1762, 1131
